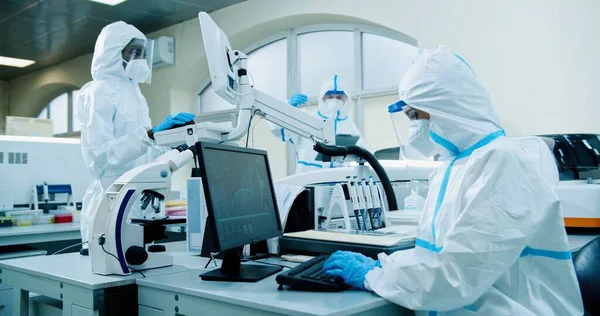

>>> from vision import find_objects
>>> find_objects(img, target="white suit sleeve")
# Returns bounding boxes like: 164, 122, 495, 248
81, 89, 154, 177
365, 148, 543, 311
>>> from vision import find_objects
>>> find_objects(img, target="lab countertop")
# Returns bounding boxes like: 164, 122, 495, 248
136, 264, 394, 316
0, 241, 189, 290
0, 222, 80, 237
0, 233, 595, 292
0, 222, 81, 246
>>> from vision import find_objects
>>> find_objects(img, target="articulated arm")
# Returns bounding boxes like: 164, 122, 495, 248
222, 52, 336, 146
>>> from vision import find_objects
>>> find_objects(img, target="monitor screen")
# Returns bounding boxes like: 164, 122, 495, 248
198, 143, 282, 251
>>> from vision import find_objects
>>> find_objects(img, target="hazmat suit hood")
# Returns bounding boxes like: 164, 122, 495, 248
318, 75, 352, 120
91, 21, 146, 81
398, 45, 503, 153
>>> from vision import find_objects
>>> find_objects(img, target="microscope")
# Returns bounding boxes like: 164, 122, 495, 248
89, 145, 194, 276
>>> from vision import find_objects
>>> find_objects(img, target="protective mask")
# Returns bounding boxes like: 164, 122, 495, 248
406, 120, 435, 157
124, 59, 150, 83
324, 99, 344, 115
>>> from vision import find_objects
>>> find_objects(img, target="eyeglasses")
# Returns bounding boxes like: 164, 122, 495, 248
129, 47, 147, 59
404, 106, 419, 120
322, 91, 347, 102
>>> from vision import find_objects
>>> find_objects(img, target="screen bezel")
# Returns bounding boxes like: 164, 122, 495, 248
196, 142, 283, 252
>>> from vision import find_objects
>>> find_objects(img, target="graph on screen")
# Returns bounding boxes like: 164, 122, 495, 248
202, 148, 279, 250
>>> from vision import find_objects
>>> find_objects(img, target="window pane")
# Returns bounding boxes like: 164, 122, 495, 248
37, 107, 48, 119
199, 84, 235, 113
247, 119, 287, 180
363, 94, 401, 153
298, 31, 355, 97
72, 90, 81, 132
362, 33, 418, 90
49, 93, 68, 135
247, 39, 287, 101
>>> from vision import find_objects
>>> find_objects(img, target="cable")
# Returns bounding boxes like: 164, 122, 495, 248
127, 265, 146, 278
204, 252, 220, 268
250, 116, 263, 148
52, 241, 88, 255
99, 234, 146, 278
245, 114, 254, 148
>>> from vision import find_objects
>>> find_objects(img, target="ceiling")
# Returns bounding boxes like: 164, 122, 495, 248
0, 0, 245, 80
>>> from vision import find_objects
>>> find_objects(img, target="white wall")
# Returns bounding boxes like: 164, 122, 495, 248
3, 0, 598, 182
136, 0, 600, 141
411, 0, 600, 136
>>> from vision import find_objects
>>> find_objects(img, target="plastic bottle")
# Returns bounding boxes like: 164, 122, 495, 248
404, 188, 425, 211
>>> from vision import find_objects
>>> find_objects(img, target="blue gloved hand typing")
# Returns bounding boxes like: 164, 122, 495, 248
323, 251, 380, 290
288, 93, 308, 107
152, 112, 195, 133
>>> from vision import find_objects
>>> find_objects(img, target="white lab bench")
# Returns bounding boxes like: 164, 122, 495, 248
136, 253, 410, 316
0, 223, 80, 247
134, 234, 598, 316
0, 242, 189, 316
0, 235, 597, 316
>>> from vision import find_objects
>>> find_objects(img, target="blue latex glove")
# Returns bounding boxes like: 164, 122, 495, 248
323, 251, 380, 290
152, 112, 195, 133
288, 93, 308, 107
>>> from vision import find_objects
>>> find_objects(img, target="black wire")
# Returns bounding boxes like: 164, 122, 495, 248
101, 243, 121, 265
127, 265, 146, 278
52, 241, 88, 255
204, 258, 213, 269
250, 116, 263, 148
245, 114, 254, 148
100, 234, 146, 278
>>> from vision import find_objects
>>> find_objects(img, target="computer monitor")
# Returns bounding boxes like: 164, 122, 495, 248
195, 142, 283, 282
198, 12, 238, 106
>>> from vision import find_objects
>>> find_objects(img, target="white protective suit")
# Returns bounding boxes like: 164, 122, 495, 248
364, 46, 583, 315
270, 76, 365, 174
77, 22, 167, 245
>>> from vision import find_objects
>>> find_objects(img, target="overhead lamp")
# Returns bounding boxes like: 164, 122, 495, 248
0, 56, 35, 68
88, 0, 127, 5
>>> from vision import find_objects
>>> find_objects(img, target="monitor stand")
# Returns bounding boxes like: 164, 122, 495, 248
200, 246, 282, 282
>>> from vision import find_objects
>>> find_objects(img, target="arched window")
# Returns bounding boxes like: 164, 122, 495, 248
198, 24, 418, 178
37, 89, 81, 136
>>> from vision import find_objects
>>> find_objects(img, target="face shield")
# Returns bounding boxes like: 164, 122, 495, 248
122, 38, 153, 84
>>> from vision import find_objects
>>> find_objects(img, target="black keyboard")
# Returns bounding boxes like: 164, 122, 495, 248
276, 254, 349, 292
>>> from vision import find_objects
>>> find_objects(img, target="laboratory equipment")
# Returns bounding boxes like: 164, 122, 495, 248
404, 188, 425, 211
195, 142, 284, 282
54, 213, 73, 223
539, 134, 600, 228
32, 214, 55, 225
279, 228, 415, 259
155, 12, 432, 256
276, 254, 349, 292
186, 177, 208, 253
154, 12, 336, 150
0, 135, 92, 212
31, 184, 75, 212
90, 146, 194, 276
5, 116, 53, 137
